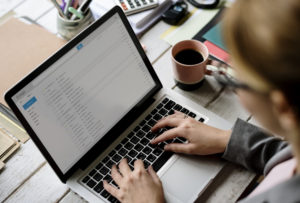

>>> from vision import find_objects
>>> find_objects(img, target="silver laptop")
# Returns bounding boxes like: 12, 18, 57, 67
5, 7, 231, 203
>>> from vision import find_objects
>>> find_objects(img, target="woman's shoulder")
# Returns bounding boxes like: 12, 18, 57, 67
240, 174, 300, 203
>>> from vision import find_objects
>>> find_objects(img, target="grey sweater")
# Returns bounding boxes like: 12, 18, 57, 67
222, 119, 300, 203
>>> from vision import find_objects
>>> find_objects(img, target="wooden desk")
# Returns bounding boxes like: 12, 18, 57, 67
0, 0, 256, 202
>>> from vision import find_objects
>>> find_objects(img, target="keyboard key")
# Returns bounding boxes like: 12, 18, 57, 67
147, 119, 156, 127
145, 114, 152, 121
156, 103, 163, 109
124, 155, 132, 163
142, 146, 152, 154
87, 179, 96, 188
93, 172, 103, 181
142, 125, 151, 132
99, 166, 109, 175
121, 137, 129, 144
93, 182, 103, 193
106, 160, 115, 169
146, 154, 156, 162
131, 136, 140, 144
173, 104, 182, 111
165, 139, 173, 144
162, 98, 169, 104
152, 151, 173, 172
124, 142, 134, 150
144, 160, 150, 168
158, 108, 168, 116
89, 169, 97, 176
151, 109, 157, 115
153, 148, 163, 156
188, 112, 196, 118
118, 148, 128, 156
136, 130, 145, 138
102, 156, 109, 163
96, 163, 103, 170
109, 150, 116, 157
168, 109, 174, 115
111, 180, 118, 188
158, 142, 166, 149
165, 100, 175, 110
104, 175, 112, 182
134, 143, 143, 151
199, 117, 205, 122
108, 195, 118, 203
128, 149, 138, 158
115, 144, 122, 151
146, 132, 156, 139
137, 152, 146, 160
112, 154, 122, 162
139, 120, 146, 126
180, 108, 189, 114
101, 190, 110, 198
153, 114, 162, 121
82, 176, 90, 183
133, 126, 140, 132
127, 132, 134, 138
140, 138, 149, 145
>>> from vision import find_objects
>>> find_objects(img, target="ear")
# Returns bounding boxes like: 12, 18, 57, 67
270, 90, 297, 131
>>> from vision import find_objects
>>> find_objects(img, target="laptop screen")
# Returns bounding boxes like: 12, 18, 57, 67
11, 13, 156, 173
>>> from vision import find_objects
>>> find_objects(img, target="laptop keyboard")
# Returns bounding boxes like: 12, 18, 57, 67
81, 97, 206, 202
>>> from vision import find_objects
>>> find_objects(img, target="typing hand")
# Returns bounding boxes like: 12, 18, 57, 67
150, 111, 231, 155
103, 159, 164, 203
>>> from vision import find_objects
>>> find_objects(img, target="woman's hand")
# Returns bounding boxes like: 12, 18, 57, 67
103, 159, 164, 203
150, 111, 231, 155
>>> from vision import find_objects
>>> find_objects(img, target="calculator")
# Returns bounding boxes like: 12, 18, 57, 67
115, 0, 159, 15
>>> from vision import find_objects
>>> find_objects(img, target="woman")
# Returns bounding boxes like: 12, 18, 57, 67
103, 0, 300, 202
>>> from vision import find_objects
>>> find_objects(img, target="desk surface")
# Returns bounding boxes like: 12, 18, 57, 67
0, 0, 256, 202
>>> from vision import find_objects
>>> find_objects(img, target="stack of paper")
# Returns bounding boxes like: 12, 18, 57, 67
0, 129, 20, 170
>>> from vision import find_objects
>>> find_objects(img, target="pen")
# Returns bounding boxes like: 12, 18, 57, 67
68, 7, 84, 19
61, 0, 66, 11
64, 0, 73, 16
71, 0, 92, 20
50, 0, 66, 18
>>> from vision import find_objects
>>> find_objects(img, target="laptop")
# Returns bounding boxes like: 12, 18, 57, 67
5, 6, 231, 203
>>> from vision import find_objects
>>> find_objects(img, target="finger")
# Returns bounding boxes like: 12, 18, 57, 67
111, 165, 122, 185
148, 165, 160, 184
164, 143, 193, 154
151, 117, 183, 132
103, 180, 119, 199
151, 127, 181, 144
134, 159, 145, 170
119, 158, 132, 176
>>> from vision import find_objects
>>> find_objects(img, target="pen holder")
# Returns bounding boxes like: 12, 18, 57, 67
56, 8, 94, 40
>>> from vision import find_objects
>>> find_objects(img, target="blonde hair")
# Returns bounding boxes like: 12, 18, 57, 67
223, 0, 300, 115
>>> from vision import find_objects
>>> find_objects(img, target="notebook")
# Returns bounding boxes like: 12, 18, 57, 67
5, 6, 231, 203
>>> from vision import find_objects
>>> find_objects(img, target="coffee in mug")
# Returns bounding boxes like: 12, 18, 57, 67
171, 40, 209, 91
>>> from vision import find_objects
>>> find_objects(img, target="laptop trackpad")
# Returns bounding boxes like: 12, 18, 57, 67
160, 155, 224, 203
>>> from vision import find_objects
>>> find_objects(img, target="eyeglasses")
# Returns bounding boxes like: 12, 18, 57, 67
207, 62, 252, 91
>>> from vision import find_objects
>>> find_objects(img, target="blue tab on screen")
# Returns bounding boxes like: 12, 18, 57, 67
77, 43, 83, 50
23, 97, 37, 110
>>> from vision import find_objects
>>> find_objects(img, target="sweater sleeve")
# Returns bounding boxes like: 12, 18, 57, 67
222, 119, 288, 174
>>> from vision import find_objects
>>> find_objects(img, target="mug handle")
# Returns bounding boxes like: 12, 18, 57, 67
205, 59, 231, 75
